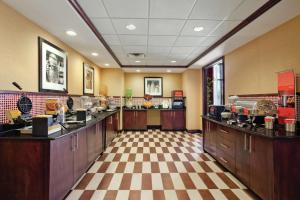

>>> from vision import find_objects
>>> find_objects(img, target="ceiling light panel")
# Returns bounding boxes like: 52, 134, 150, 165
150, 0, 196, 19
112, 19, 148, 34
181, 20, 221, 36
149, 19, 185, 35
102, 0, 149, 18
189, 0, 243, 20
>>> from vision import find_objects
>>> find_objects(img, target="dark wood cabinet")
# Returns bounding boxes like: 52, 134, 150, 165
123, 110, 147, 130
203, 119, 217, 157
87, 122, 103, 164
203, 118, 300, 200
49, 134, 74, 200
0, 112, 118, 200
234, 130, 250, 186
249, 135, 274, 200
161, 109, 185, 130
105, 112, 120, 147
73, 129, 88, 182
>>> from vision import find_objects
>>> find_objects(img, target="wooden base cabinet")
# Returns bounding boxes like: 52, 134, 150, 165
203, 118, 300, 200
105, 112, 119, 148
0, 119, 107, 200
123, 110, 147, 130
161, 110, 185, 131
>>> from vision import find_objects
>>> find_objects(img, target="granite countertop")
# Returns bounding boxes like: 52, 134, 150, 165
202, 115, 300, 139
0, 109, 120, 140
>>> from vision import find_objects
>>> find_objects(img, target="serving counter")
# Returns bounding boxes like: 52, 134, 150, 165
202, 116, 300, 200
0, 109, 120, 200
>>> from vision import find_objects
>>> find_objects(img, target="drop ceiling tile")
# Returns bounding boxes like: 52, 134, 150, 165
123, 45, 147, 53
102, 35, 121, 45
148, 36, 177, 46
77, 0, 108, 18
174, 36, 206, 46
149, 0, 196, 19
119, 35, 148, 46
189, 0, 243, 20
112, 19, 148, 35
199, 36, 218, 46
181, 20, 221, 36
149, 19, 185, 35
102, 0, 149, 18
147, 46, 172, 55
228, 0, 268, 20
92, 18, 116, 34
170, 46, 195, 54
209, 20, 241, 36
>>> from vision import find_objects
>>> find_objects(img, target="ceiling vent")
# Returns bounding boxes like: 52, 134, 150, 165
127, 53, 145, 59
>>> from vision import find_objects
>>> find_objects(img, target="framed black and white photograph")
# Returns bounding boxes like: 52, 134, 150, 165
83, 63, 94, 95
144, 77, 163, 97
38, 37, 68, 93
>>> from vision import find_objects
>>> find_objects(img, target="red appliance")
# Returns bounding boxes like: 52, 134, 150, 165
277, 70, 296, 124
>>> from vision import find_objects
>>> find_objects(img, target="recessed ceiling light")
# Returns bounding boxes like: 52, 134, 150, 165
135, 60, 141, 63
91, 52, 98, 56
66, 30, 77, 36
104, 63, 110, 67
136, 69, 141, 72
194, 26, 204, 32
171, 60, 177, 63
126, 24, 136, 30
167, 70, 172, 73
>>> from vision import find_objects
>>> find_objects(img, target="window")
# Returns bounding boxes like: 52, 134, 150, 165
202, 58, 224, 114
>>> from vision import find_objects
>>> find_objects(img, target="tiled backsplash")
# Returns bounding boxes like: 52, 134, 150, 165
0, 91, 121, 124
236, 95, 279, 106
122, 97, 172, 106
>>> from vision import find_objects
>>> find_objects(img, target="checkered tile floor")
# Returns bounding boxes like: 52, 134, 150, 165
66, 130, 255, 200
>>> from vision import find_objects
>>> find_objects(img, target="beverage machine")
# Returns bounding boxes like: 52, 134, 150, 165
171, 90, 184, 109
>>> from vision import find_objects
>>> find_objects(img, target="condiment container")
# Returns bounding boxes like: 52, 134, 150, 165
265, 116, 275, 129
284, 118, 296, 132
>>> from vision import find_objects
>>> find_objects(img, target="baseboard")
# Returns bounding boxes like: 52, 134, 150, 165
147, 125, 161, 130
186, 129, 202, 134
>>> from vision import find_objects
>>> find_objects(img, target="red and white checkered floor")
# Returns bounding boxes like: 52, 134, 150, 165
66, 130, 256, 200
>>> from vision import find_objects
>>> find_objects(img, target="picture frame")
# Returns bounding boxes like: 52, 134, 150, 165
38, 37, 68, 93
144, 77, 163, 97
83, 63, 94, 95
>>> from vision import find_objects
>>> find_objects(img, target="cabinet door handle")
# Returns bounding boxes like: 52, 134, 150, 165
244, 134, 247, 151
76, 133, 79, 149
220, 129, 229, 134
220, 143, 229, 149
219, 157, 228, 163
249, 135, 252, 153
71, 135, 74, 151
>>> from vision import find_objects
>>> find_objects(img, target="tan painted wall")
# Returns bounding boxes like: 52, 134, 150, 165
225, 15, 300, 97
182, 69, 202, 130
0, 2, 102, 95
100, 68, 125, 96
124, 73, 182, 97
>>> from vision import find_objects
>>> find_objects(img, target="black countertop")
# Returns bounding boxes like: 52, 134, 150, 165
0, 109, 120, 140
202, 115, 300, 139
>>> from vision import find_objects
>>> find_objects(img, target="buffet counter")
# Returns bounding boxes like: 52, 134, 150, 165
0, 109, 120, 200
202, 116, 300, 200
